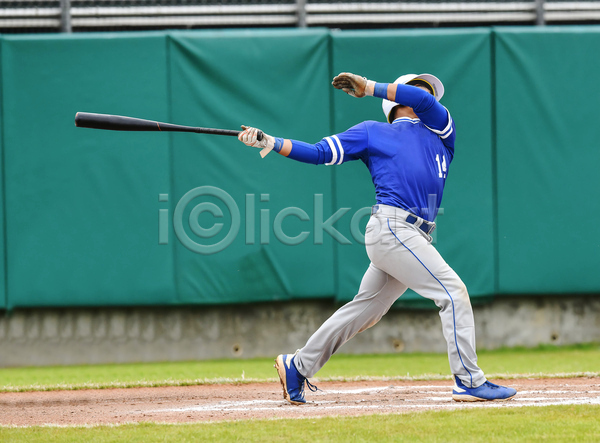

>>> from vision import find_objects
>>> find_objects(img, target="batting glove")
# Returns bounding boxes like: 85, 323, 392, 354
238, 125, 278, 158
332, 72, 376, 98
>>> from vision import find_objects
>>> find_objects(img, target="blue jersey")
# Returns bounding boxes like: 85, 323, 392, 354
280, 84, 455, 221
319, 116, 454, 221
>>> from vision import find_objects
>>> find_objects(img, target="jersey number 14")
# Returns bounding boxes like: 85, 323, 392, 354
435, 154, 447, 179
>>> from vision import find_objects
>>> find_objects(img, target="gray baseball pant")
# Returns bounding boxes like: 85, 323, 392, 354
294, 204, 487, 388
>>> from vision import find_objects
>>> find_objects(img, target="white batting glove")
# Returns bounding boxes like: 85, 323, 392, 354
238, 125, 276, 158
332, 72, 376, 98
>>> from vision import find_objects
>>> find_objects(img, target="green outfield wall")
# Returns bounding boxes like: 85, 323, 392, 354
0, 27, 598, 310
494, 27, 600, 295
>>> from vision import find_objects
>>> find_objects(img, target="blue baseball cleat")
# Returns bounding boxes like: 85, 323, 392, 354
452, 376, 517, 402
274, 353, 317, 405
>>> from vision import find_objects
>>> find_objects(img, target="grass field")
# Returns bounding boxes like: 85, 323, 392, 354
1, 344, 599, 442
1, 405, 599, 442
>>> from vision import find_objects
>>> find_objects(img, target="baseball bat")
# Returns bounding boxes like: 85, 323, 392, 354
74, 112, 263, 140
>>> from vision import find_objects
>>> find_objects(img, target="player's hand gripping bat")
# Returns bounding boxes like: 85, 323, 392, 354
75, 112, 263, 140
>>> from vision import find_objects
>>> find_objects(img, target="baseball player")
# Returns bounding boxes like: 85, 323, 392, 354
238, 72, 517, 403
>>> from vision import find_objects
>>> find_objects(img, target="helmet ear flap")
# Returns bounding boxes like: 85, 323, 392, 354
382, 74, 418, 123
388, 105, 401, 123
382, 98, 398, 123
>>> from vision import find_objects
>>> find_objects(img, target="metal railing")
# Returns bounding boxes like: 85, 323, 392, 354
1, 0, 600, 32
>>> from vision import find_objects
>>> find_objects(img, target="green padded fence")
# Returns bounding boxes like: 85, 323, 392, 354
0, 27, 598, 310
494, 27, 600, 294
0, 39, 5, 309
167, 30, 334, 304
1, 33, 175, 308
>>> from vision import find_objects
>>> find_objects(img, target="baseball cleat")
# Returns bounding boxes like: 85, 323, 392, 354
274, 353, 317, 405
452, 376, 517, 402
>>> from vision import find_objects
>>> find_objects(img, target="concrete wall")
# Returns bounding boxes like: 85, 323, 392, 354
1, 296, 599, 367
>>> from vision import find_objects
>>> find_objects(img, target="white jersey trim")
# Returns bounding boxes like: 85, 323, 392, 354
324, 137, 338, 165
392, 117, 420, 124
440, 125, 454, 140
332, 135, 344, 165
424, 108, 453, 139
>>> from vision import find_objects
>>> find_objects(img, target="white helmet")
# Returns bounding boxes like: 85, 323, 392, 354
382, 73, 445, 123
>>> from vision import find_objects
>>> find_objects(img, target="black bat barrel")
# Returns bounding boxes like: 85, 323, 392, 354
74, 112, 261, 140
75, 112, 193, 132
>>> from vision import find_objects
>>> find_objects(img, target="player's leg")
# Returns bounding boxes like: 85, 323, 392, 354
274, 214, 409, 404
370, 216, 516, 400
293, 263, 407, 379
368, 216, 486, 388
275, 262, 406, 404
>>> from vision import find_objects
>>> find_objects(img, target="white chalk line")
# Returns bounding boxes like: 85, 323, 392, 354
312, 386, 449, 395
314, 387, 600, 396
146, 385, 600, 414
148, 397, 600, 414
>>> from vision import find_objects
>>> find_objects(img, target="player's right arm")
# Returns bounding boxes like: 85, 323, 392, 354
238, 123, 368, 165
332, 72, 454, 150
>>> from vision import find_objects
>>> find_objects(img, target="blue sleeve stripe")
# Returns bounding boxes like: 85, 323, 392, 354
324, 137, 338, 165
332, 135, 344, 165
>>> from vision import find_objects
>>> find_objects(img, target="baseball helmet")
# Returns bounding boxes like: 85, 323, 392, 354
382, 73, 445, 123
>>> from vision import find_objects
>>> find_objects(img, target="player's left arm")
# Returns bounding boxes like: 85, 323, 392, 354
332, 72, 454, 144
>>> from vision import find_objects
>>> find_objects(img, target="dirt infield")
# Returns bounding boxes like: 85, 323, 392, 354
1, 378, 599, 426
